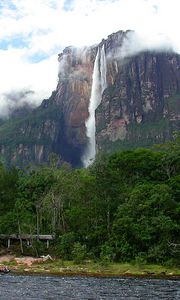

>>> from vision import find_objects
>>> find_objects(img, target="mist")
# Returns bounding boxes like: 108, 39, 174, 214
0, 90, 37, 119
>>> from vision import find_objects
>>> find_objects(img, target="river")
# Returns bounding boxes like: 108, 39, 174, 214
0, 274, 179, 299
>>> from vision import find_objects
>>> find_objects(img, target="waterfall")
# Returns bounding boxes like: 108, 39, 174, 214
82, 45, 107, 167
100, 45, 107, 92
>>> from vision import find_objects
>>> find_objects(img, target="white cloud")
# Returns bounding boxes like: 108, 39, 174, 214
1, 0, 180, 49
0, 48, 58, 117
0, 0, 180, 117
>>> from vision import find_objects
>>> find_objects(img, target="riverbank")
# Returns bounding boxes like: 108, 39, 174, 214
0, 255, 179, 279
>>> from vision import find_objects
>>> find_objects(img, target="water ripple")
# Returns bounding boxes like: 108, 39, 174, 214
0, 274, 179, 299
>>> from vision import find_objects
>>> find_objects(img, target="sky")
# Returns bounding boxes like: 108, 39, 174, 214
0, 0, 180, 117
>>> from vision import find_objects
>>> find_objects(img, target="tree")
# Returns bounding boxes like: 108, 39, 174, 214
112, 183, 179, 263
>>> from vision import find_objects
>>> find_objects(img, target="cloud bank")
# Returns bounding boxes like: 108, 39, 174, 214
0, 0, 180, 117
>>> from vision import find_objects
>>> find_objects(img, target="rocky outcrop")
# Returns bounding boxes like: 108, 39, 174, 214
0, 30, 179, 168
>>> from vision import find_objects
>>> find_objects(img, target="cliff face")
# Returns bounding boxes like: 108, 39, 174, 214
0, 30, 179, 168
53, 46, 94, 165
96, 50, 180, 152
0, 46, 95, 167
0, 92, 62, 167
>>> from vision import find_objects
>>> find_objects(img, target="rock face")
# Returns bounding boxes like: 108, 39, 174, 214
0, 92, 62, 167
0, 30, 179, 168
0, 46, 96, 167
96, 50, 180, 152
53, 46, 95, 165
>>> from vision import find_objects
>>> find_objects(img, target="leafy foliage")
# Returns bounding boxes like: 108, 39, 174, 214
0, 138, 179, 265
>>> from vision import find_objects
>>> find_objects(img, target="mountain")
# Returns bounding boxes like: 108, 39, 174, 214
0, 30, 179, 168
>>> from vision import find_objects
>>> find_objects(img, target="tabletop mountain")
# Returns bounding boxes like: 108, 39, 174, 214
0, 30, 179, 168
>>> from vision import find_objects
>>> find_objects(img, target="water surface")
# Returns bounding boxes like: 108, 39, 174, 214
0, 274, 179, 299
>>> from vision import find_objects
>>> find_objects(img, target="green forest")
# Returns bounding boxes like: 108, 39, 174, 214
0, 137, 179, 267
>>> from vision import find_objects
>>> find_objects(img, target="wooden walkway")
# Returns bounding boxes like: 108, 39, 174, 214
0, 234, 55, 248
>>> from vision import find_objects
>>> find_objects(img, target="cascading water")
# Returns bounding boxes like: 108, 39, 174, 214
100, 45, 107, 92
82, 45, 107, 167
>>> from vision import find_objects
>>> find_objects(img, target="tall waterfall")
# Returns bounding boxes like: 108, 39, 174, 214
100, 45, 107, 92
82, 45, 107, 167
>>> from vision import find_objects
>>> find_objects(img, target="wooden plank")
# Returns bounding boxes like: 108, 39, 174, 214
0, 234, 55, 240
38, 235, 55, 240
0, 234, 18, 239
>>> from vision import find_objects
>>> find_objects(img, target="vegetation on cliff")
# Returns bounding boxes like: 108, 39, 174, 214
0, 137, 179, 267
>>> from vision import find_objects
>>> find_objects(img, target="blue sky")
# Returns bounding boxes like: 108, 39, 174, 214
0, 0, 179, 117
63, 0, 75, 11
